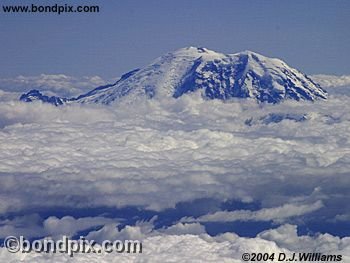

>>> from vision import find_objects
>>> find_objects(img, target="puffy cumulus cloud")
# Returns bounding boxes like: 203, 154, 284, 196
159, 222, 206, 236
0, 234, 270, 262
0, 223, 349, 262
184, 201, 324, 223
311, 74, 350, 88
0, 215, 118, 240
0, 101, 116, 128
86, 217, 157, 243
257, 224, 349, 253
0, 89, 21, 102
85, 218, 206, 243
0, 74, 110, 97
42, 216, 118, 239
0, 94, 350, 215
0, 86, 350, 260
311, 75, 350, 96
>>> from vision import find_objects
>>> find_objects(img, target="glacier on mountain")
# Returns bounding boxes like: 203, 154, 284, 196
19, 47, 327, 105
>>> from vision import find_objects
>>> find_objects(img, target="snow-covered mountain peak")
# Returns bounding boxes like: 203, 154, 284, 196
20, 47, 327, 105
170, 46, 225, 60
234, 50, 262, 56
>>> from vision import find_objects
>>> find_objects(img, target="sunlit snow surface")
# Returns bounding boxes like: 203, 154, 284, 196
73, 47, 327, 104
19, 47, 328, 106
0, 82, 350, 261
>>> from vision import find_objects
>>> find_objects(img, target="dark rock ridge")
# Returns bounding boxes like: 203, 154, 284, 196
19, 90, 67, 106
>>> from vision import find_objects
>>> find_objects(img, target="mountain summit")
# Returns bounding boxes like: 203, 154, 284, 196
20, 47, 327, 105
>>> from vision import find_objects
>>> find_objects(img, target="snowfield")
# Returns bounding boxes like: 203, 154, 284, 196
19, 47, 328, 105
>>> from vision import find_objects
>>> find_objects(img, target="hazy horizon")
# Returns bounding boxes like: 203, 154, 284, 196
1, 0, 349, 79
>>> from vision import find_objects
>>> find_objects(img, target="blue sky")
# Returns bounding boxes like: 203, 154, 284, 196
0, 0, 349, 78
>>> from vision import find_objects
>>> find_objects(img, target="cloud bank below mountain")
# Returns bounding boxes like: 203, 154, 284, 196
0, 78, 349, 261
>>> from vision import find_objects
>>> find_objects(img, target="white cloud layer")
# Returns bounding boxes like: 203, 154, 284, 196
184, 201, 324, 223
0, 74, 110, 97
311, 74, 350, 88
0, 94, 349, 213
0, 84, 350, 261
0, 215, 117, 240
0, 223, 349, 262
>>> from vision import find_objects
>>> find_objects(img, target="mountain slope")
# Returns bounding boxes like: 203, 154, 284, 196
19, 89, 68, 106
20, 47, 327, 105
